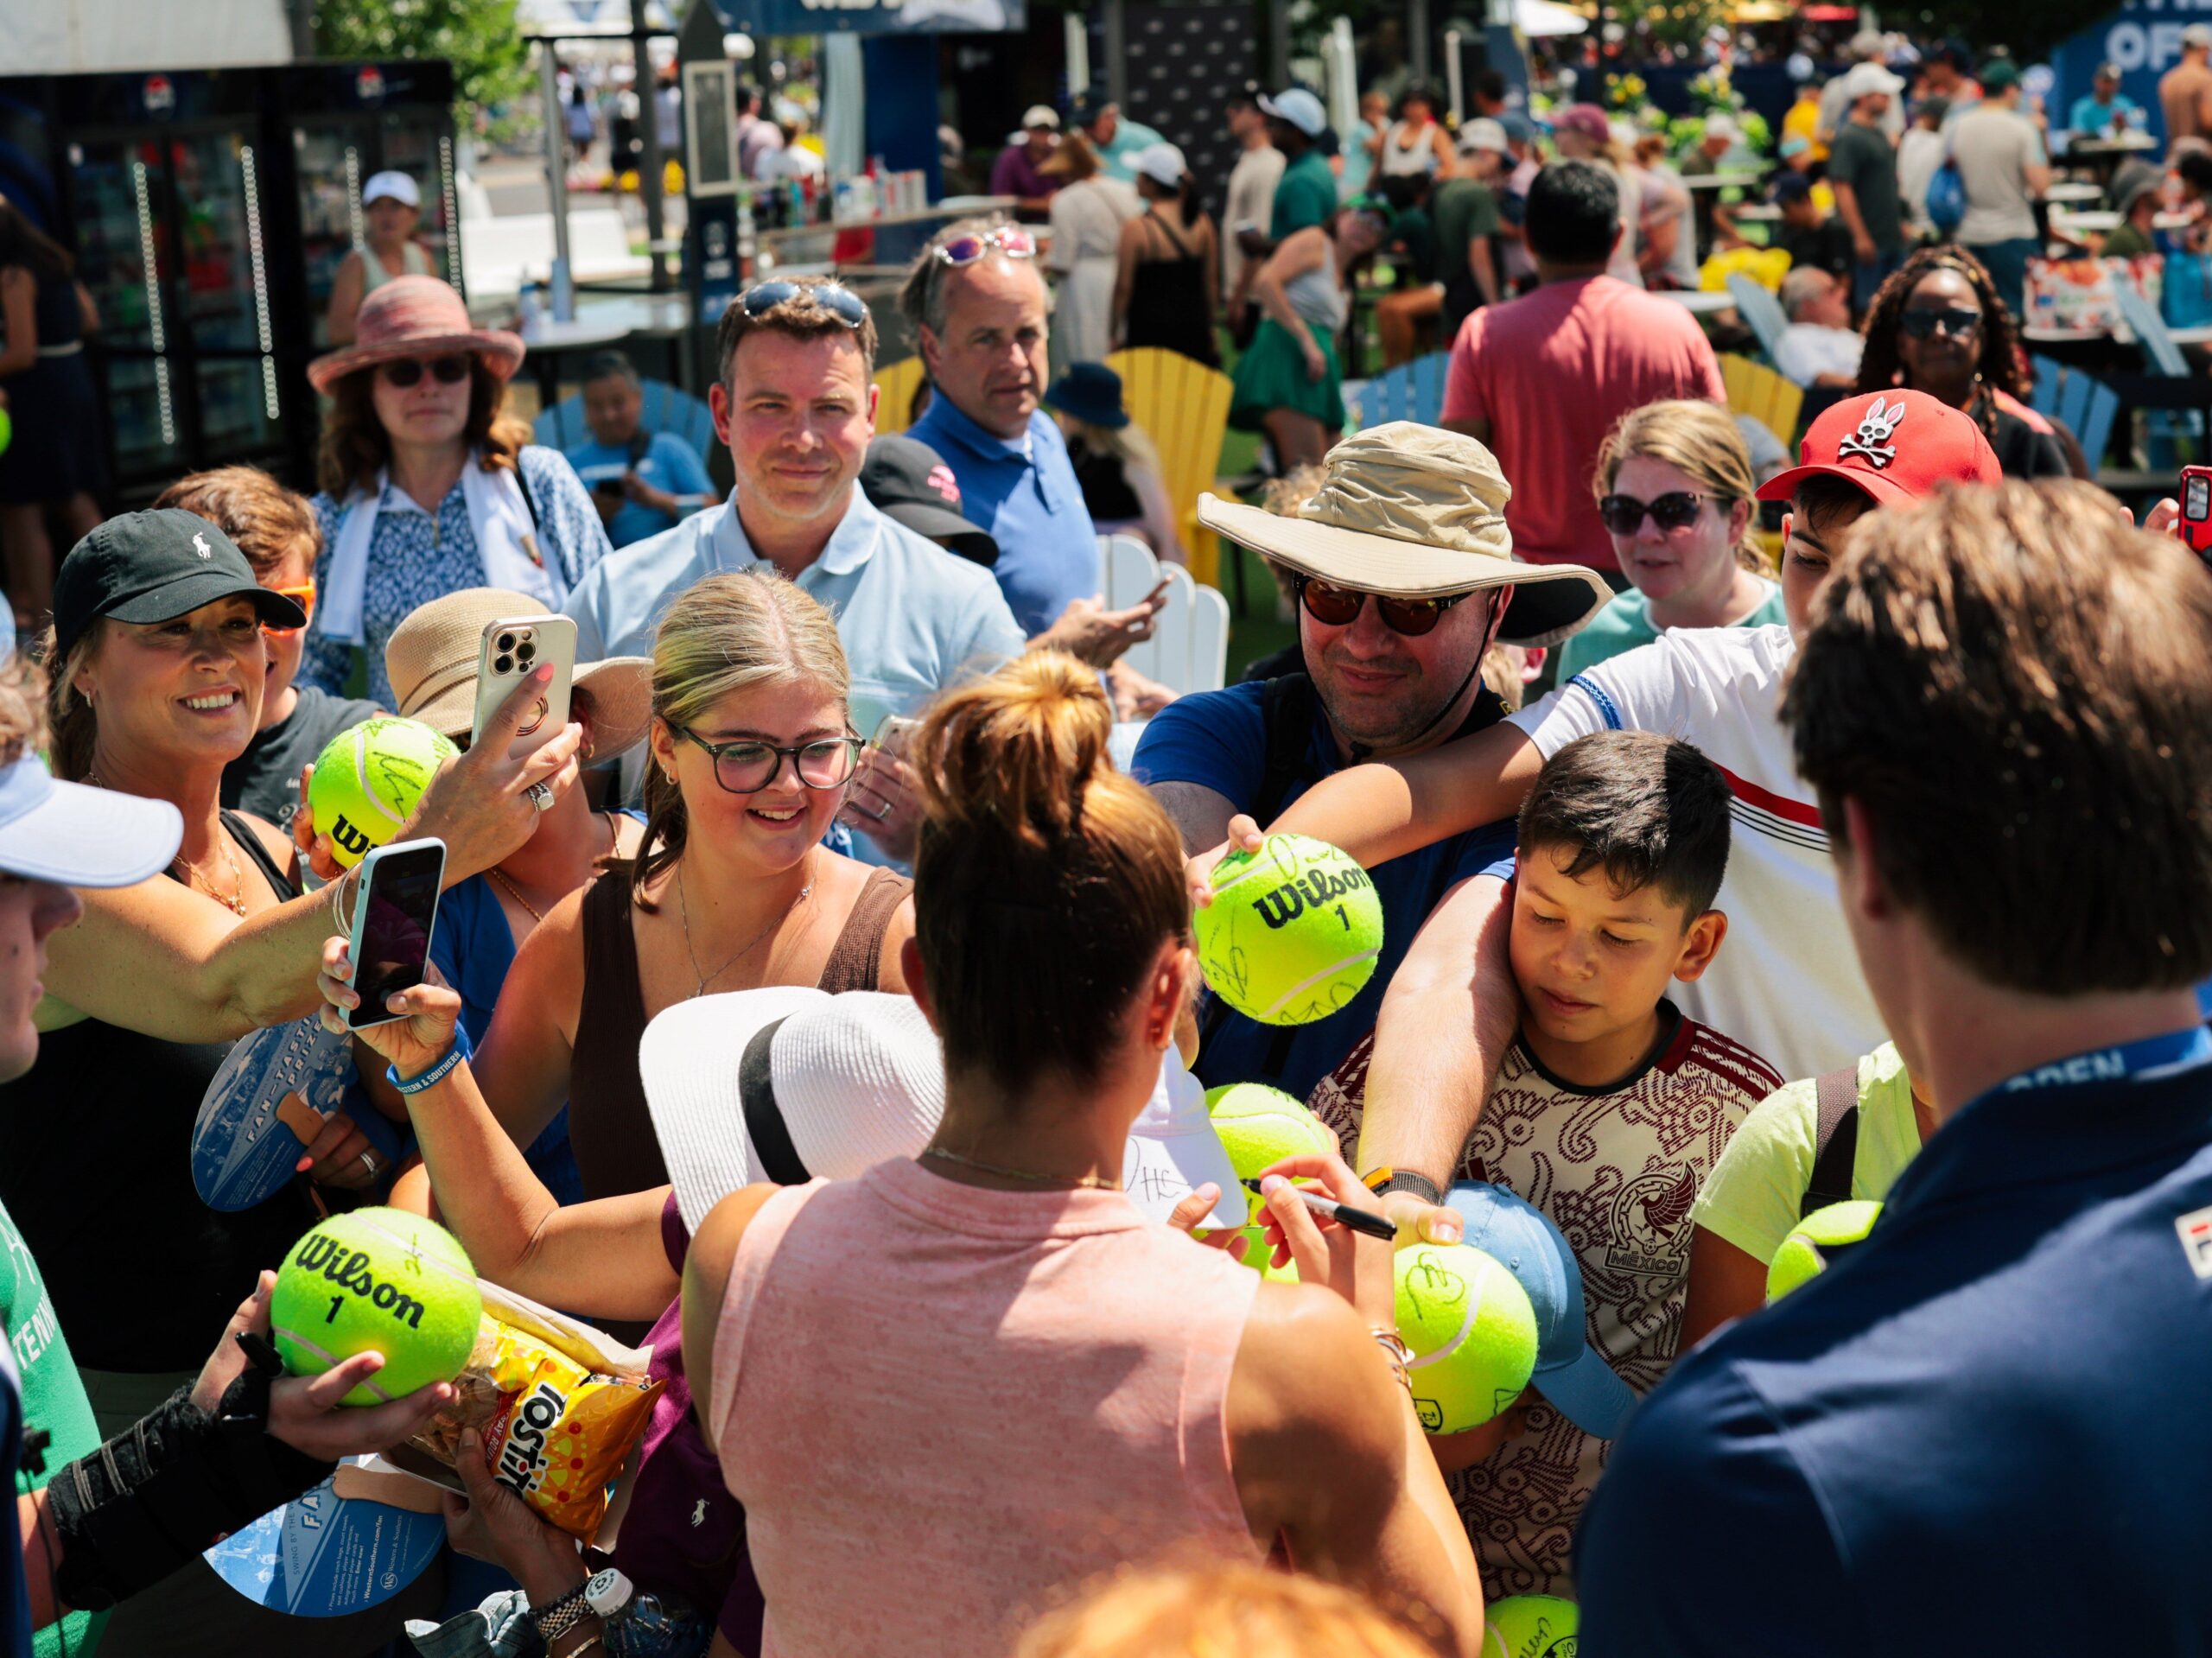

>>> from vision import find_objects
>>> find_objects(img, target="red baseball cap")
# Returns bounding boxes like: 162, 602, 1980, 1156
1755, 389, 2002, 511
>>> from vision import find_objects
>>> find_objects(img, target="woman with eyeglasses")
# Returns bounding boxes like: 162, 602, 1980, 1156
1229, 200, 1391, 471
1854, 246, 2069, 480
154, 467, 382, 832
1554, 400, 1786, 681
469, 569, 914, 1210
299, 275, 612, 708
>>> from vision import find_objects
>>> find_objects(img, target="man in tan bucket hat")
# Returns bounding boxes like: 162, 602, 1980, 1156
1131, 421, 1607, 1099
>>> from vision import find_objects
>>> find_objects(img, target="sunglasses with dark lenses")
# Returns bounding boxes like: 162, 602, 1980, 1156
1898, 307, 1983, 340
674, 727, 864, 795
932, 228, 1039, 267
1598, 492, 1707, 536
1295, 575, 1478, 638
737, 280, 869, 329
378, 354, 472, 388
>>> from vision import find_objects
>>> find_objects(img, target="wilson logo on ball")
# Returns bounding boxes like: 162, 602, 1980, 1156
327, 813, 374, 859
290, 1233, 428, 1331
1248, 864, 1376, 930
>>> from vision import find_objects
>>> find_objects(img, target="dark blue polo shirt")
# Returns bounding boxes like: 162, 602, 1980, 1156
1577, 1026, 2212, 1655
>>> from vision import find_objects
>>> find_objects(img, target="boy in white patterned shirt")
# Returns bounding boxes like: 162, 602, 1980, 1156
1311, 727, 1783, 1598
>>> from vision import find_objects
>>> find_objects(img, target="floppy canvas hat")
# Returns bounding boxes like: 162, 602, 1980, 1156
1122, 1046, 1246, 1229
0, 753, 181, 889
1196, 423, 1611, 648
308, 275, 524, 396
1446, 1181, 1639, 1439
383, 587, 652, 759
642, 988, 947, 1234
54, 509, 307, 660
1756, 389, 2001, 512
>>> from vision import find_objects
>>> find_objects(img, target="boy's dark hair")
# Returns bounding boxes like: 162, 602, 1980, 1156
1516, 729, 1732, 918
1525, 162, 1619, 269
1784, 479, 2212, 994
1793, 473, 1877, 537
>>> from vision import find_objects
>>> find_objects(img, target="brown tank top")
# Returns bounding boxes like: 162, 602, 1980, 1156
567, 861, 912, 1203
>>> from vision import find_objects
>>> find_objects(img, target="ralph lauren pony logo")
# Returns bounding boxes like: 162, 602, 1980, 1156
192, 531, 213, 559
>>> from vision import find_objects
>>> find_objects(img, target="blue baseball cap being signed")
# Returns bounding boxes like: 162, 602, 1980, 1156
1446, 1181, 1640, 1439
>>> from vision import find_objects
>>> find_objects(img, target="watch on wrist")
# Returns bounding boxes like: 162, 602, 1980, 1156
531, 1585, 594, 1645
585, 1566, 633, 1622
1363, 1167, 1446, 1207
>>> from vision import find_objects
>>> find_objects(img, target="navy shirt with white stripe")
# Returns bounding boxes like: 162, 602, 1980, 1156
1577, 1027, 2212, 1655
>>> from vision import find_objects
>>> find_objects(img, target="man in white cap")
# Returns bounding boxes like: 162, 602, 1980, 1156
323, 169, 432, 346
1825, 60, 1907, 312
1676, 111, 1741, 262
1238, 87, 1334, 277
1817, 29, 1904, 143
2167, 23, 2212, 146
988, 105, 1064, 219
1434, 118, 1507, 337
1222, 84, 1285, 323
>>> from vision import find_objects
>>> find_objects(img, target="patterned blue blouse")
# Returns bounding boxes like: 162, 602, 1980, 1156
304, 446, 613, 708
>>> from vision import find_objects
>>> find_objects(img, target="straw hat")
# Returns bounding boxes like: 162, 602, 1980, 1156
384, 588, 652, 760
308, 275, 524, 396
1195, 423, 1611, 648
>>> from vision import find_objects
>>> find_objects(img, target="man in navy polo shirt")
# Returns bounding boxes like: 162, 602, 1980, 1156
1577, 480, 2212, 1652
899, 218, 1166, 668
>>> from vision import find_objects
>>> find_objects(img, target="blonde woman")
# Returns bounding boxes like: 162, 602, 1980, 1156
471, 570, 914, 1208
1554, 399, 1785, 680
1044, 362, 1185, 564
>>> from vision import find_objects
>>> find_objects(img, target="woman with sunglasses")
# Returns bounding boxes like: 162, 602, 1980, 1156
300, 275, 612, 708
468, 570, 914, 1214
1854, 246, 2069, 480
1229, 200, 1390, 470
155, 467, 382, 832
1554, 400, 1786, 680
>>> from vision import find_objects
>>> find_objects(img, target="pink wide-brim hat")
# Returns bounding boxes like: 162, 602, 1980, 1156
308, 275, 525, 396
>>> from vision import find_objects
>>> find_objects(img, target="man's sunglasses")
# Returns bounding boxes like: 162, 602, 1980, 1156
1899, 307, 1983, 340
932, 228, 1038, 267
738, 280, 868, 329
260, 579, 316, 638
1294, 575, 1481, 638
1598, 492, 1707, 536
377, 355, 471, 388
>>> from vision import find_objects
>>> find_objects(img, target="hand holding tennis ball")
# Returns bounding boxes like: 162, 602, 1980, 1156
1395, 1242, 1538, 1435
1194, 833, 1383, 1026
270, 1208, 482, 1407
1765, 1200, 1883, 1303
307, 716, 458, 870
1205, 1083, 1339, 1280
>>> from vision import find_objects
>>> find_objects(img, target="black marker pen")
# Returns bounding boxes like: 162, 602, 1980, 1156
1243, 1178, 1398, 1242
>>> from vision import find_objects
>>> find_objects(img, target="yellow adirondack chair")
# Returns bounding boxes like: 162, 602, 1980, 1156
1103, 347, 1233, 588
1719, 355, 1803, 572
871, 357, 930, 436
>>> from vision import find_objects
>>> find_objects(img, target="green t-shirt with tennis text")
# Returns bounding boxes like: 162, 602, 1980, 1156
1554, 579, 1789, 683
0, 1199, 109, 1658
1689, 1039, 1923, 1267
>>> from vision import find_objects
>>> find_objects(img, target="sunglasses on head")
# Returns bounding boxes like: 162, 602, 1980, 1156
259, 578, 316, 638
1598, 492, 1707, 536
932, 228, 1038, 267
1899, 306, 1982, 340
737, 280, 868, 329
378, 354, 471, 388
1294, 575, 1480, 638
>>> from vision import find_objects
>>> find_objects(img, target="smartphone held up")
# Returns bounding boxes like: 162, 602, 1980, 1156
345, 838, 448, 1031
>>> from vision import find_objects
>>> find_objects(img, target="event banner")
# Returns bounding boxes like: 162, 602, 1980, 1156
2051, 0, 2212, 145
712, 0, 1025, 35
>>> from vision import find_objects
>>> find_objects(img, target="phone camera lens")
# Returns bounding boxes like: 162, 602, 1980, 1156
518, 640, 537, 663
496, 632, 516, 652
494, 654, 512, 675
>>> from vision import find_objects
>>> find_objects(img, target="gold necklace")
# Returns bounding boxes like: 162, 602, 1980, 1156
674, 853, 814, 1000
921, 1145, 1121, 1191
86, 770, 247, 916
490, 813, 622, 924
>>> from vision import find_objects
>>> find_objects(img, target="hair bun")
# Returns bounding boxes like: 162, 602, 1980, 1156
917, 650, 1112, 849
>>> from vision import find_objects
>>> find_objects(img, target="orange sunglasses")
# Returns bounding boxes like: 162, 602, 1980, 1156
261, 579, 316, 637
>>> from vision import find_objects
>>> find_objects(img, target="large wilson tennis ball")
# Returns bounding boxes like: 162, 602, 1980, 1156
1205, 1083, 1338, 1281
1195, 834, 1383, 1026
308, 716, 458, 869
1396, 1242, 1538, 1435
1481, 1595, 1578, 1658
1765, 1200, 1883, 1303
270, 1207, 482, 1406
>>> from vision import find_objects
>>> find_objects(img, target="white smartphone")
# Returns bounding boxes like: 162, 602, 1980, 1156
471, 614, 577, 748
345, 837, 448, 1031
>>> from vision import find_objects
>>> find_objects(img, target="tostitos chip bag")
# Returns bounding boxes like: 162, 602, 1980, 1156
392, 1283, 661, 1540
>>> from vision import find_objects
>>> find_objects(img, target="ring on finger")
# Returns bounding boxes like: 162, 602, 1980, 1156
525, 781, 555, 812
359, 1151, 379, 1178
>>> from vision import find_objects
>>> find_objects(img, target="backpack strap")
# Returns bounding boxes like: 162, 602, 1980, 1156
1801, 1065, 1862, 1219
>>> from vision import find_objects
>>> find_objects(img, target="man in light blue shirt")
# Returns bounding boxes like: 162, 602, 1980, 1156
1069, 92, 1165, 186
561, 351, 718, 549
899, 218, 1166, 664
565, 278, 1025, 862
2069, 63, 2140, 138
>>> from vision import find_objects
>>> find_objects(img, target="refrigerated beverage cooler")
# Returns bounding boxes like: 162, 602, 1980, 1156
0, 60, 459, 501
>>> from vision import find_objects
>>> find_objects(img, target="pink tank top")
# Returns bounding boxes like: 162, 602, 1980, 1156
709, 1156, 1262, 1658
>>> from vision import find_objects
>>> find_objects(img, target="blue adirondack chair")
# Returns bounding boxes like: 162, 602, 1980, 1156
1351, 352, 1451, 429
2027, 355, 2121, 474
2110, 284, 2202, 464
532, 377, 716, 461
1726, 273, 1789, 363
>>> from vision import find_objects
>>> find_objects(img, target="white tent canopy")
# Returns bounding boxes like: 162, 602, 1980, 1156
1519, 0, 1591, 37
0, 0, 289, 73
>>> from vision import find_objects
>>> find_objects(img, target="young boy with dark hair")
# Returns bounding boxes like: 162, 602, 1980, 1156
1310, 726, 1784, 1600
